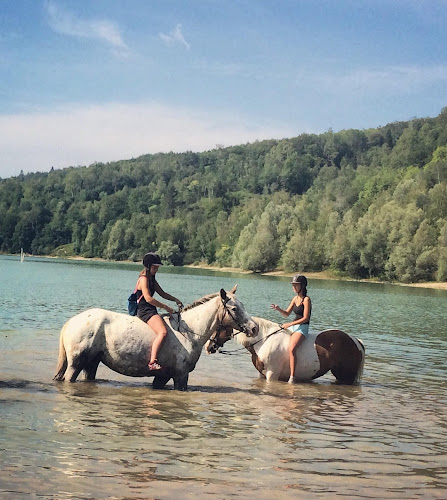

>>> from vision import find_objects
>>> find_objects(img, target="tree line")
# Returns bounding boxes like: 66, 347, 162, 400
1, 108, 447, 283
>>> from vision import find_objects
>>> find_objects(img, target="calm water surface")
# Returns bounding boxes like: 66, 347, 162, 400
1, 256, 446, 499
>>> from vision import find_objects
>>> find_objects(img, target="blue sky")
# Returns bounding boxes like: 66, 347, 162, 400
1, 0, 447, 178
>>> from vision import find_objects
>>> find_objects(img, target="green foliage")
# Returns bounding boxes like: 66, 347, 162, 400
158, 241, 182, 265
1, 109, 447, 283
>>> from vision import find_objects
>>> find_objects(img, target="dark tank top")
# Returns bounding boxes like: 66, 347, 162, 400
292, 299, 310, 324
136, 276, 157, 312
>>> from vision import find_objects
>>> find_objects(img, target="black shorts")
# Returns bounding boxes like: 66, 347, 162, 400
137, 306, 159, 323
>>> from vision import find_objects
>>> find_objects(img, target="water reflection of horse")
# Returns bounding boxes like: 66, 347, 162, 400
54, 287, 258, 391
206, 316, 365, 385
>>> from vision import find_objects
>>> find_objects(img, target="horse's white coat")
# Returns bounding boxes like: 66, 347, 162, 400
235, 316, 364, 383
236, 317, 320, 381
55, 290, 258, 390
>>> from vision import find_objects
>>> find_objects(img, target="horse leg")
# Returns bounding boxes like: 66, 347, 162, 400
265, 369, 279, 382
173, 374, 189, 391
63, 351, 88, 382
248, 346, 265, 377
312, 345, 331, 380
63, 365, 83, 382
83, 355, 102, 381
153, 374, 171, 390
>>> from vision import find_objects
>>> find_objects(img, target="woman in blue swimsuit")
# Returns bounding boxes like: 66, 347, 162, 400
271, 274, 312, 384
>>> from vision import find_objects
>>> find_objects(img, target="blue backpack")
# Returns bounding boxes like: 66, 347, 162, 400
128, 279, 143, 315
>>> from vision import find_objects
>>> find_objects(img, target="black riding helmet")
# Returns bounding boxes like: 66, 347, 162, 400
291, 274, 307, 287
143, 252, 163, 268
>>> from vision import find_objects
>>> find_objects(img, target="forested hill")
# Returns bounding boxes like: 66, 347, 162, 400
1, 108, 447, 283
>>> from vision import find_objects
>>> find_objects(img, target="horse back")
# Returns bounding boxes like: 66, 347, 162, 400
62, 308, 141, 343
315, 329, 361, 355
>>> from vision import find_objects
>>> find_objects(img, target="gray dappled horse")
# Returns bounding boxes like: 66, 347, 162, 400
54, 286, 258, 391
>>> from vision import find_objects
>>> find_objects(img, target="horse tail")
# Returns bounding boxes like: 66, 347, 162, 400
352, 337, 365, 385
53, 322, 68, 381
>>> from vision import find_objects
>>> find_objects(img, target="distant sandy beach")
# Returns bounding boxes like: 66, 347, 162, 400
10, 253, 447, 291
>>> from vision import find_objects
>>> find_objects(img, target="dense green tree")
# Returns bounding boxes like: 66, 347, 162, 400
1, 108, 447, 283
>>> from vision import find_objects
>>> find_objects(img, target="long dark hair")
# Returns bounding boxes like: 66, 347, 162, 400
292, 274, 308, 297
139, 267, 155, 287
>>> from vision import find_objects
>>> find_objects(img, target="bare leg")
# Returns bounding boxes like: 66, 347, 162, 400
147, 314, 168, 365
289, 331, 305, 382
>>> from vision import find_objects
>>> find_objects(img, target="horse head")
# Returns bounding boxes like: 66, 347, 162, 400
218, 286, 259, 338
205, 325, 234, 354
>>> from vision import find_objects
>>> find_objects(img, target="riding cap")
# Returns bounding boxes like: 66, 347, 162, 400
143, 252, 163, 268
291, 274, 307, 287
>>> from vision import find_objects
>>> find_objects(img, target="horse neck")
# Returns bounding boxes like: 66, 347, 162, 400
181, 296, 222, 345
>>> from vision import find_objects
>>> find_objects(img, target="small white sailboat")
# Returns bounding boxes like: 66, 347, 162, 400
20, 248, 25, 262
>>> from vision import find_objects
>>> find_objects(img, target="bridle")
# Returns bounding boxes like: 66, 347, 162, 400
220, 296, 253, 336
205, 296, 255, 354
163, 295, 253, 342
208, 320, 285, 355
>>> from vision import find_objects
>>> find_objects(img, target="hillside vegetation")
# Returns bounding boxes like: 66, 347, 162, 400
1, 108, 447, 283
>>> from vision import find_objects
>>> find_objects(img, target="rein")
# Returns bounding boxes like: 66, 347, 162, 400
162, 296, 250, 340
215, 325, 285, 355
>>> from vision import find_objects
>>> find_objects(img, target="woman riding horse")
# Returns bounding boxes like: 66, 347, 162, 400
206, 317, 365, 385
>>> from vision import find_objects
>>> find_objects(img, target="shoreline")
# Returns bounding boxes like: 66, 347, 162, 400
184, 264, 447, 290
8, 253, 447, 290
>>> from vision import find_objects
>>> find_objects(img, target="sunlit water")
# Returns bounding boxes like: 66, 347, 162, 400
1, 256, 446, 499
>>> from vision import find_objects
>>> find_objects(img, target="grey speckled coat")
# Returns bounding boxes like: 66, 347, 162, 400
54, 288, 258, 391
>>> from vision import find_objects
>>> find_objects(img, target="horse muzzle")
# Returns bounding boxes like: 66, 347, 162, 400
204, 339, 219, 354
244, 320, 259, 338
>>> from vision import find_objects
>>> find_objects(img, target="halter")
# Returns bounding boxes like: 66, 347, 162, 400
220, 296, 252, 336
163, 296, 251, 341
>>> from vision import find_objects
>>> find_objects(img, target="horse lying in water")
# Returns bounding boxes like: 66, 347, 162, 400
206, 316, 365, 385
54, 286, 258, 391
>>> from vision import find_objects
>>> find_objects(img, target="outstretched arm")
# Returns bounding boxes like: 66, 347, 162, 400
270, 298, 295, 318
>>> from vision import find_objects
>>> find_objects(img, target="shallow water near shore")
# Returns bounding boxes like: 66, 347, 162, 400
1, 256, 447, 498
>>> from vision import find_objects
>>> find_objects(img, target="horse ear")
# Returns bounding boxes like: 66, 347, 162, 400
229, 284, 238, 294
220, 288, 229, 303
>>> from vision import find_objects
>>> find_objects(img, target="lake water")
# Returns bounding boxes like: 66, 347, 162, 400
1, 256, 446, 499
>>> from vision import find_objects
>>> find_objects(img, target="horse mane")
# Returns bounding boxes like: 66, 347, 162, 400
182, 292, 219, 312
233, 316, 282, 345
253, 316, 281, 336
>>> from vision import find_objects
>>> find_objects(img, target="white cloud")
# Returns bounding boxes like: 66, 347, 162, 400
0, 102, 295, 178
159, 24, 190, 49
45, 1, 129, 57
308, 64, 447, 93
